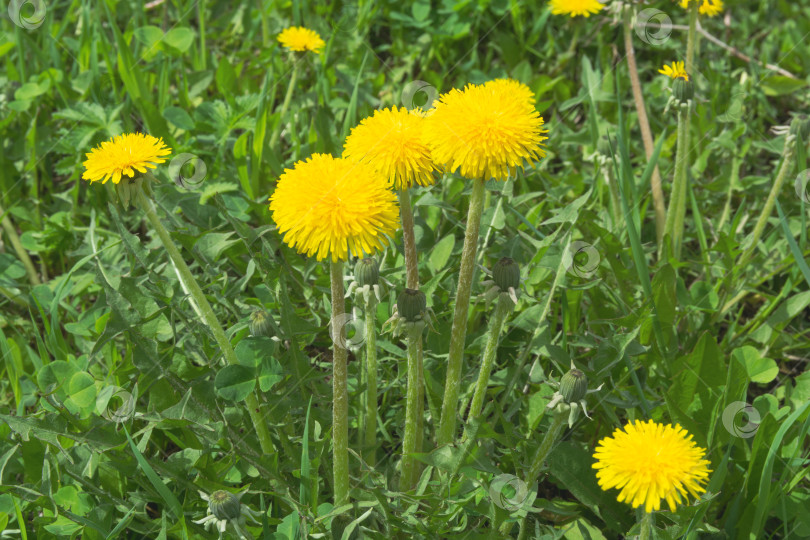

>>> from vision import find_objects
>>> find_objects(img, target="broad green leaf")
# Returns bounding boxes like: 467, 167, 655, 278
214, 365, 256, 401
733, 346, 778, 384
68, 372, 97, 408
428, 234, 455, 272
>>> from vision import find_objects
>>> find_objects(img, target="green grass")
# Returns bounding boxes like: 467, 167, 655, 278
1, 0, 810, 538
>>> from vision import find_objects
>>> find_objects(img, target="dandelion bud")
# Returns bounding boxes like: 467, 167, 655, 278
208, 490, 241, 521
354, 258, 380, 287
492, 257, 520, 291
672, 77, 694, 104
597, 135, 612, 157
789, 115, 810, 139
559, 369, 588, 404
249, 309, 274, 338
397, 288, 426, 322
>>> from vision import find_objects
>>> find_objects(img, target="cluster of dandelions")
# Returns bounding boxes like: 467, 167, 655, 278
75, 18, 716, 540
548, 0, 723, 18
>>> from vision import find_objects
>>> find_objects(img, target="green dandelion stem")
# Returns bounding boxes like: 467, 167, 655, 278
398, 189, 420, 289
330, 260, 351, 506
134, 184, 275, 457
438, 177, 487, 446
0, 203, 41, 286
501, 410, 568, 538
740, 135, 796, 267
401, 323, 423, 491
363, 293, 378, 465
269, 59, 300, 151
464, 294, 514, 438
622, 6, 665, 244
414, 338, 425, 479
663, 103, 691, 258
398, 189, 426, 477
717, 152, 742, 232
686, 1, 699, 73
639, 512, 654, 540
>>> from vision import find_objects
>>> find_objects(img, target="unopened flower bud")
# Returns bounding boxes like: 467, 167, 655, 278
560, 369, 588, 404
789, 115, 810, 139
354, 258, 380, 287
492, 257, 520, 291
597, 135, 612, 157
249, 309, 274, 338
397, 288, 426, 322
673, 77, 694, 104
208, 490, 241, 521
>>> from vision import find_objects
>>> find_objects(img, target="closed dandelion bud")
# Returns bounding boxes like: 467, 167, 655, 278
397, 288, 426, 322
673, 77, 694, 104
597, 135, 612, 157
354, 258, 380, 287
560, 369, 588, 404
493, 257, 520, 291
789, 115, 810, 139
208, 490, 241, 521
249, 309, 274, 338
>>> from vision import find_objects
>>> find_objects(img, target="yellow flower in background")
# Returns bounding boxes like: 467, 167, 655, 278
659, 61, 690, 81
679, 0, 723, 17
424, 79, 548, 181
549, 0, 605, 17
592, 420, 711, 512
277, 26, 325, 53
269, 154, 399, 262
82, 133, 171, 184
343, 106, 437, 190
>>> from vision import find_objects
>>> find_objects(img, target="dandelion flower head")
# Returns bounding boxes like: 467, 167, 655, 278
592, 419, 711, 513
82, 133, 171, 185
268, 154, 400, 262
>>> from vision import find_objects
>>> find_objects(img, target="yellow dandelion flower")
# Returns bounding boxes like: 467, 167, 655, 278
82, 133, 171, 184
549, 0, 605, 17
659, 61, 690, 81
277, 26, 325, 53
592, 420, 712, 513
343, 106, 437, 190
679, 0, 723, 17
269, 154, 399, 262
424, 79, 548, 181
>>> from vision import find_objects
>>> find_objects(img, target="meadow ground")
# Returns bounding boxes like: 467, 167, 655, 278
1, 0, 809, 538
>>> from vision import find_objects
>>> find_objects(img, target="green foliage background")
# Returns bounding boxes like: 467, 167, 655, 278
1, 0, 809, 538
